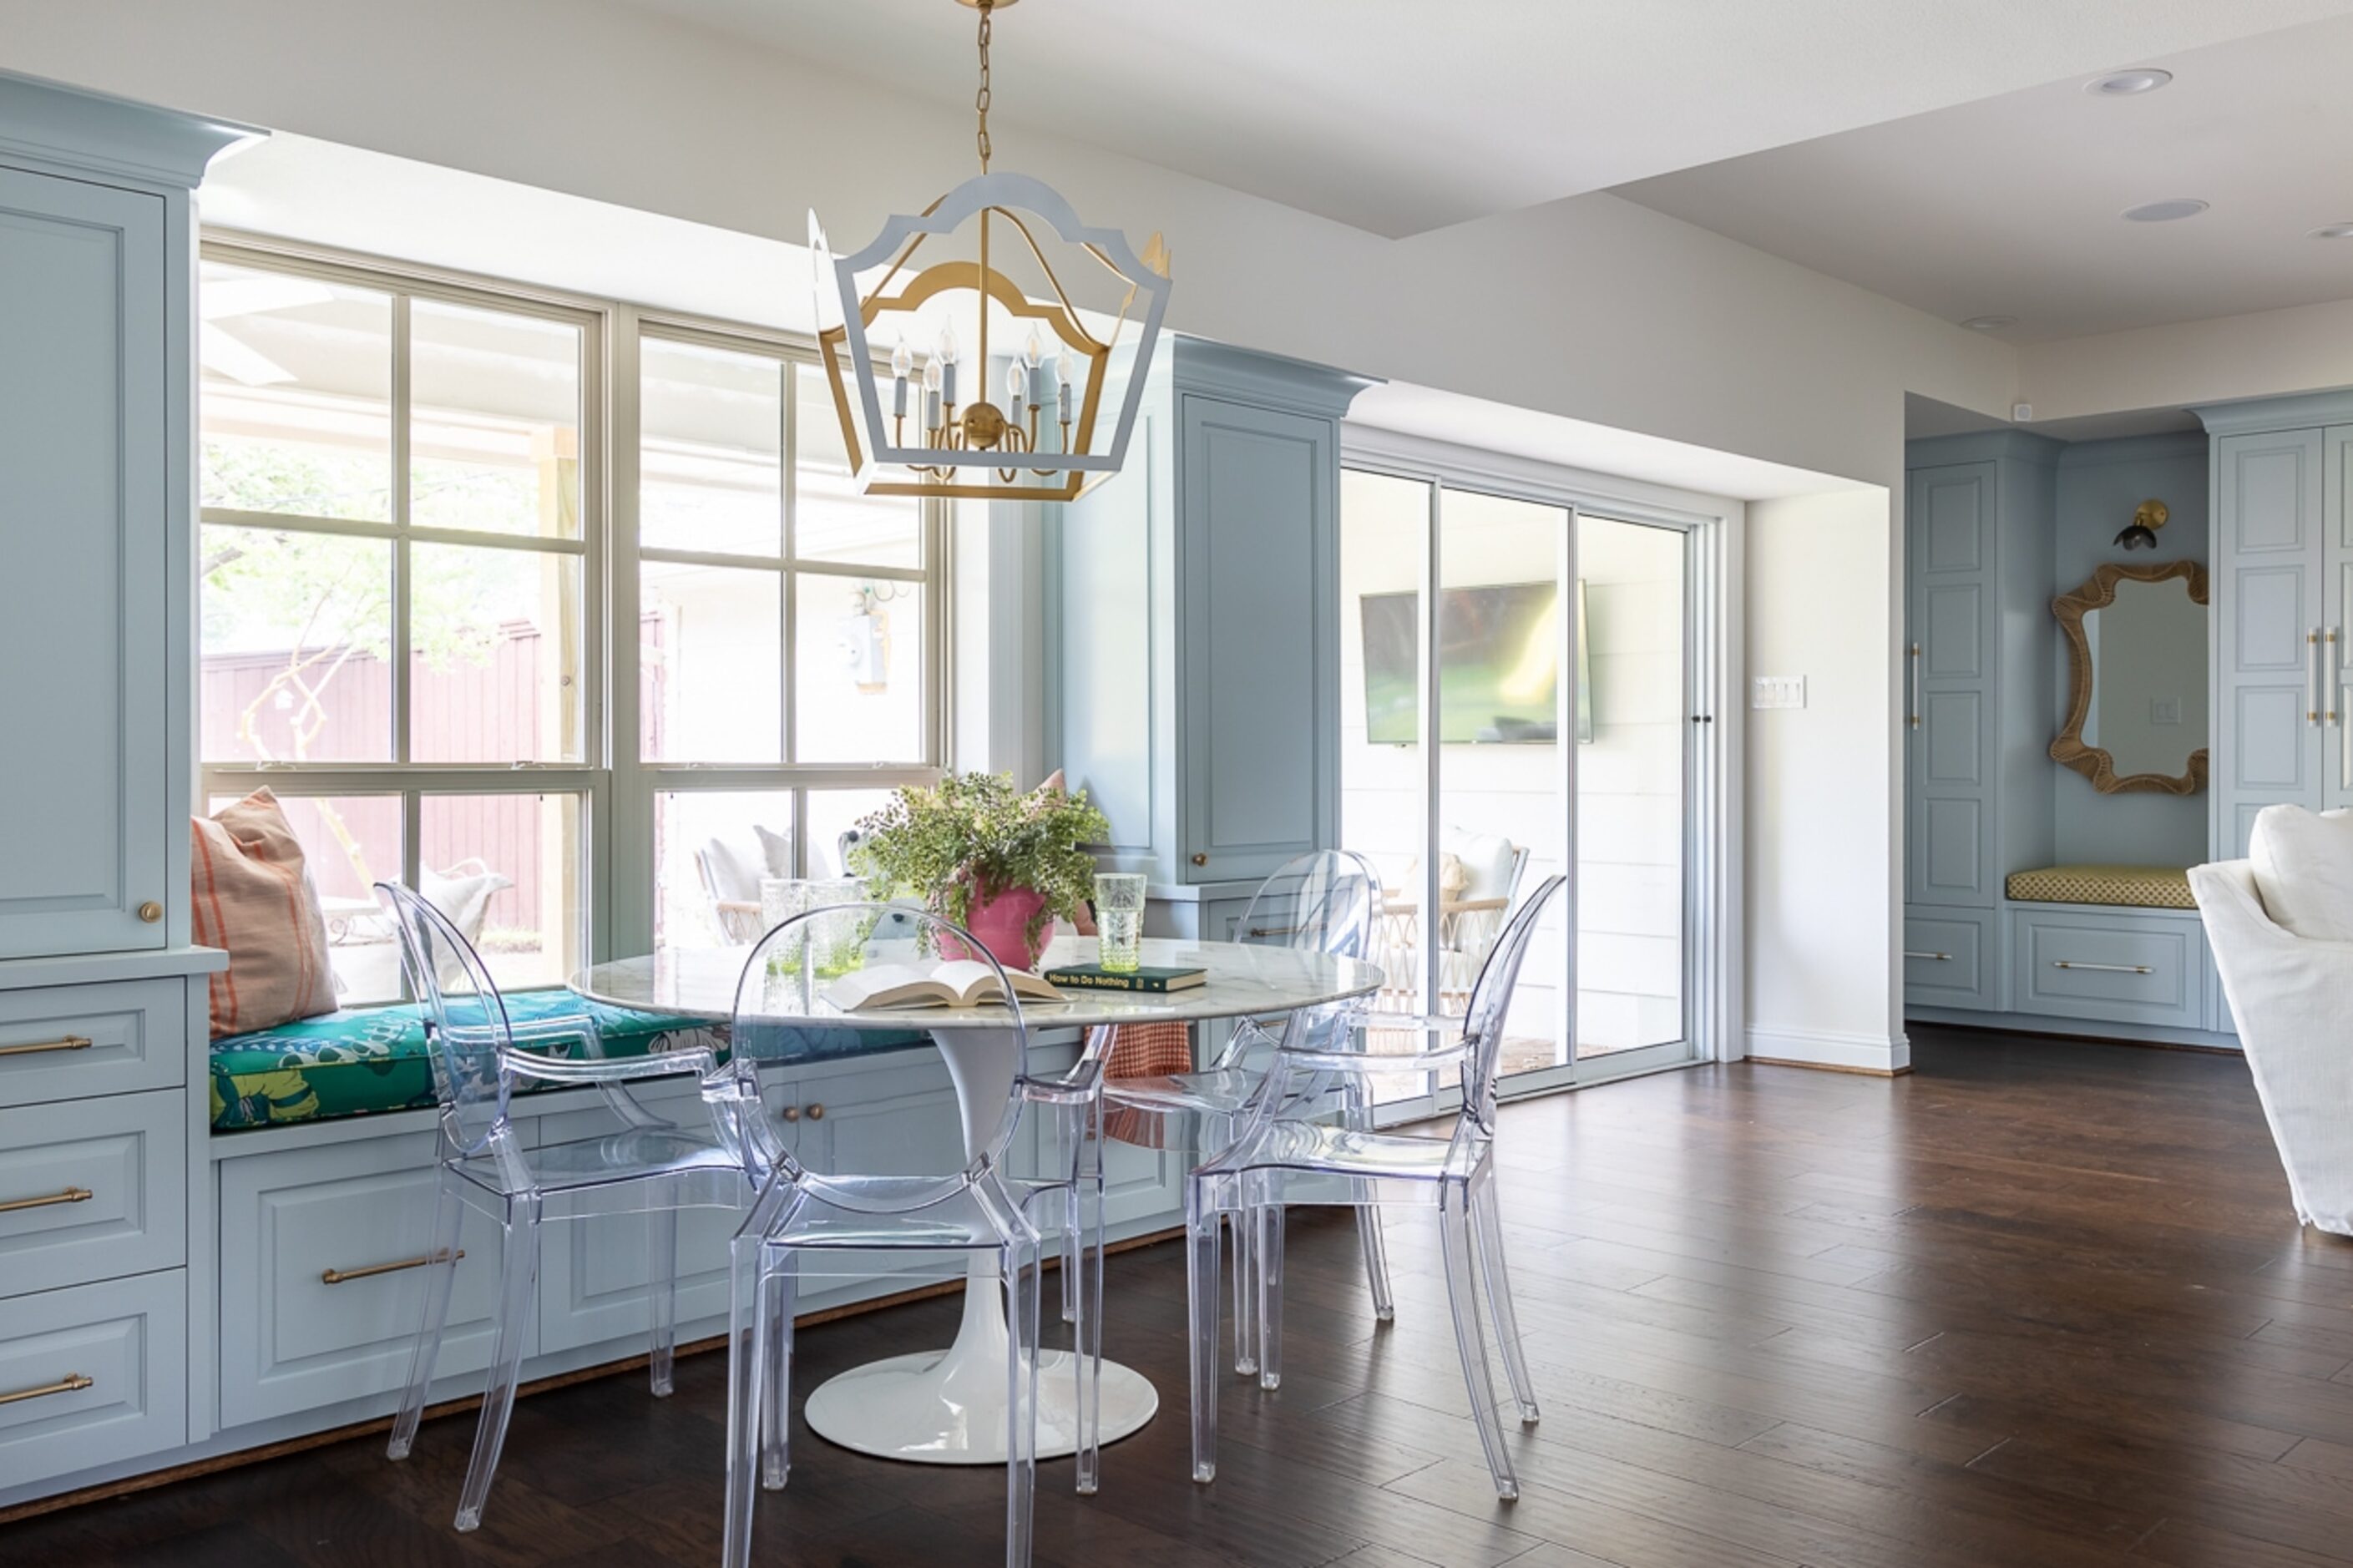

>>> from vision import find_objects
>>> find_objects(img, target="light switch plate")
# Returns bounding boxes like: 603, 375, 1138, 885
1752, 675, 1806, 711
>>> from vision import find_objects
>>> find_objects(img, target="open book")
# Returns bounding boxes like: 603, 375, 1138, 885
822, 961, 1065, 1011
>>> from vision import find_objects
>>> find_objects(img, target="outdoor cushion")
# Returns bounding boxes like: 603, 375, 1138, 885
208, 992, 726, 1132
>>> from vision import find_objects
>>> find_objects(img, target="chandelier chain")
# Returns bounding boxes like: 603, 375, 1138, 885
974, 0, 993, 172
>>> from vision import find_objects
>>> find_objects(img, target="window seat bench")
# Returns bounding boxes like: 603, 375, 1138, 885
2003, 864, 2195, 910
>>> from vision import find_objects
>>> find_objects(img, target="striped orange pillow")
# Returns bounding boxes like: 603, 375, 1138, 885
191, 789, 338, 1040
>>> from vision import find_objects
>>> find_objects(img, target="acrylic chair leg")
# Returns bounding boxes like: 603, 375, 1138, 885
1344, 1084, 1396, 1323
387, 1176, 463, 1461
1004, 1241, 1040, 1568
1074, 1134, 1105, 1495
1257, 1195, 1284, 1392
762, 1249, 794, 1490
1470, 1173, 1540, 1424
1229, 1212, 1257, 1378
455, 1200, 540, 1532
648, 1206, 679, 1398
721, 1232, 765, 1568
1186, 1181, 1222, 1484
1059, 1111, 1084, 1326
1439, 1183, 1519, 1501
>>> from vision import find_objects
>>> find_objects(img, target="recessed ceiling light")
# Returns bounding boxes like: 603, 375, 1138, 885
2087, 68, 2173, 96
2312, 223, 2353, 240
2123, 199, 2209, 223
1960, 315, 2016, 331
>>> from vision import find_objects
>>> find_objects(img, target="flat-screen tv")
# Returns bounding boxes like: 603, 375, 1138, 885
1359, 581, 1590, 745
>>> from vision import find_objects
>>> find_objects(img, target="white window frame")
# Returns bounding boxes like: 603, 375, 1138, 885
195, 240, 952, 983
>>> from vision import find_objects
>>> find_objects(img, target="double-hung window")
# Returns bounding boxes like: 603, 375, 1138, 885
199, 247, 601, 1003
630, 328, 943, 952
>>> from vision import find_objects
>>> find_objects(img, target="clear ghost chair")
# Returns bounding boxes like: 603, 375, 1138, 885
1187, 874, 1565, 1501
373, 883, 757, 1534
716, 904, 1048, 1568
1097, 851, 1390, 1380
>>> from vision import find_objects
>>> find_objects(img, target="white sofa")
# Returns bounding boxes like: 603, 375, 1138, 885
2191, 849, 2353, 1237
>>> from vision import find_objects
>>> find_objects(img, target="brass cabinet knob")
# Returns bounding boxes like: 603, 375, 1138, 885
806, 1103, 824, 1120
781, 1105, 800, 1122
137, 901, 163, 923
1191, 853, 1207, 867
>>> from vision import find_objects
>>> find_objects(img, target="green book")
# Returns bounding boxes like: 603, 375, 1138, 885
1040, 962, 1207, 994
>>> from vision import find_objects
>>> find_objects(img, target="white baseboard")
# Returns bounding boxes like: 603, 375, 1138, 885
1743, 1025, 1911, 1075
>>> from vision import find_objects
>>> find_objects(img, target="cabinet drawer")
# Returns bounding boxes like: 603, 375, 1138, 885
219, 1130, 517, 1427
1905, 907, 1999, 1010
0, 979, 185, 1108
2013, 911, 2204, 1027
0, 1271, 185, 1490
0, 1090, 183, 1297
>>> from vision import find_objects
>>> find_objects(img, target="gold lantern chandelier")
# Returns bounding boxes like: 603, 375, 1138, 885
810, 0, 1173, 503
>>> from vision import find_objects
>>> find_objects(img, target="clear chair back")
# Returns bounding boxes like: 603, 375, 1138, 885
731, 902, 1031, 1201
1459, 874, 1566, 1135
1237, 851, 1379, 959
377, 880, 518, 1159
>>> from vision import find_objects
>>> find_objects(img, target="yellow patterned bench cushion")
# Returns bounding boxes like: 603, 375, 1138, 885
2005, 864, 2195, 910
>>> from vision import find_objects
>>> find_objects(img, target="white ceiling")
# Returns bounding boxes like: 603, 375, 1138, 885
610, 0, 2353, 239
1620, 13, 2353, 343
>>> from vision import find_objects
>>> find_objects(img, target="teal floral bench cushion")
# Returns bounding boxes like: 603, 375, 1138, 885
208, 993, 724, 1132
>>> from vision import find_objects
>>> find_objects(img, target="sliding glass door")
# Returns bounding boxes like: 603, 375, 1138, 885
1341, 464, 1705, 1115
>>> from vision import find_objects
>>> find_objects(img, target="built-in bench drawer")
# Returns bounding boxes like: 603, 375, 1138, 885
2011, 908, 2204, 1028
219, 1130, 519, 1428
1905, 905, 1999, 1010
0, 1090, 183, 1297
0, 1270, 185, 1491
0, 979, 185, 1109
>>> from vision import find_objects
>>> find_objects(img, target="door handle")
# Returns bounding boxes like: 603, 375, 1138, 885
2330, 630, 2341, 726
1904, 950, 1952, 962
1908, 643, 1921, 730
2052, 960, 2153, 975
2310, 629, 2323, 726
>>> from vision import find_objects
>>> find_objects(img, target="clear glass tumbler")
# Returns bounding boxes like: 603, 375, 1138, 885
1095, 872, 1146, 972
805, 877, 873, 978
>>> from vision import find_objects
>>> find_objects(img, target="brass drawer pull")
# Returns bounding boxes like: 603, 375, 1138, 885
0, 1373, 92, 1408
0, 1186, 93, 1215
2052, 960, 2153, 975
321, 1248, 463, 1286
0, 1034, 94, 1059
1904, 950, 1952, 963
805, 1103, 824, 1120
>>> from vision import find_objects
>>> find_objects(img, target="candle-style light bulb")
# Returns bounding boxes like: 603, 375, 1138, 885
937, 324, 959, 408
1024, 328, 1045, 407
922, 355, 942, 435
891, 334, 912, 418
1007, 358, 1028, 430
1057, 346, 1077, 431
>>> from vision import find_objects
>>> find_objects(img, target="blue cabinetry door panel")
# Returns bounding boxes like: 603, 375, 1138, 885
1179, 395, 1333, 884
2214, 429, 2325, 857
1904, 907, 1997, 1011
2012, 908, 2204, 1029
0, 167, 169, 958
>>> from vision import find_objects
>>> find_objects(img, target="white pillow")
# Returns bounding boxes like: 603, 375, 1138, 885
2249, 804, 2353, 942
420, 860, 513, 944
1443, 826, 1519, 903
700, 827, 792, 903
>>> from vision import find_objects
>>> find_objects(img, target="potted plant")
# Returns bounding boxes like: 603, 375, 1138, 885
848, 771, 1111, 970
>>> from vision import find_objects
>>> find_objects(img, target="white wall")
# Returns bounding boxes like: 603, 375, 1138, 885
1745, 488, 1903, 1071
0, 0, 2031, 1072
2020, 294, 2353, 424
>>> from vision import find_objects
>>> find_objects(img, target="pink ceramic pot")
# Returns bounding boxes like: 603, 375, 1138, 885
949, 885, 1056, 971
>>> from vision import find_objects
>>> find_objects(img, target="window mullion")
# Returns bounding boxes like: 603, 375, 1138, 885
390, 291, 413, 767
781, 358, 799, 768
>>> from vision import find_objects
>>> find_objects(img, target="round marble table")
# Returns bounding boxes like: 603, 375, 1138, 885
572, 933, 1381, 1466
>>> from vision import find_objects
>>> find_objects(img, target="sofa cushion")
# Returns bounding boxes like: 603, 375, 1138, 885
208, 992, 725, 1132
2004, 864, 2195, 910
2249, 804, 2353, 942
1443, 827, 1519, 904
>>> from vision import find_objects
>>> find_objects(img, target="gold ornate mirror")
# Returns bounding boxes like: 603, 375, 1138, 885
2051, 560, 2209, 795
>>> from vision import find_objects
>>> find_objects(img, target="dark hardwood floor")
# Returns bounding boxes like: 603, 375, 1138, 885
12, 1027, 2353, 1567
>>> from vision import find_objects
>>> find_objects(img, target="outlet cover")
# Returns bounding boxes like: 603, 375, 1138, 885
1752, 675, 1806, 711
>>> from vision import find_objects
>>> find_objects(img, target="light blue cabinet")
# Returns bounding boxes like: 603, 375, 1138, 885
1902, 433, 2059, 1012
1050, 338, 1373, 888
0, 164, 170, 959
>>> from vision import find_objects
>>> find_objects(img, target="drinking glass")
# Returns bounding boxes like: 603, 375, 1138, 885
806, 877, 873, 978
1095, 873, 1146, 972
759, 878, 812, 973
